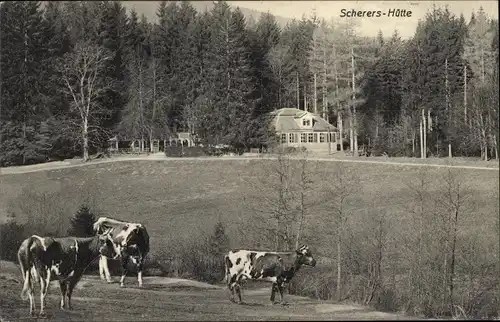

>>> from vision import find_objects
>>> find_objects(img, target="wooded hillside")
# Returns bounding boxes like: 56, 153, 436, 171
1, 1, 498, 165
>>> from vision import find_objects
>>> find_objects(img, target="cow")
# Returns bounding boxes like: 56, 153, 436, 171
224, 244, 316, 305
92, 216, 150, 288
17, 229, 119, 317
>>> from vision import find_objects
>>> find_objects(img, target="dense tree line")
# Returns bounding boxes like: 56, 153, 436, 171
1, 1, 498, 165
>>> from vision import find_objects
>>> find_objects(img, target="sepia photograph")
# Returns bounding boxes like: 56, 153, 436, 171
0, 0, 498, 320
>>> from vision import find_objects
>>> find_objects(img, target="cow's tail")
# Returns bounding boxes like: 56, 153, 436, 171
222, 255, 231, 284
18, 236, 37, 301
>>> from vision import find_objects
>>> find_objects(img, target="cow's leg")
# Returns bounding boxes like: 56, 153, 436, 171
99, 256, 105, 280
120, 257, 129, 288
100, 256, 113, 283
135, 256, 144, 287
39, 268, 51, 317
270, 283, 278, 304
59, 281, 68, 310
227, 274, 236, 303
235, 283, 243, 304
28, 267, 37, 316
277, 282, 287, 306
66, 278, 78, 310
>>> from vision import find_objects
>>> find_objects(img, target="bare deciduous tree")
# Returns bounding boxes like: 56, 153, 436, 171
57, 42, 112, 162
436, 166, 471, 315
242, 148, 316, 252
268, 45, 291, 110
294, 150, 317, 249
321, 162, 359, 301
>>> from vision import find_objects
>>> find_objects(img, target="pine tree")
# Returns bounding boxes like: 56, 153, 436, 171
67, 205, 97, 237
96, 1, 128, 146
207, 221, 230, 257
0, 1, 53, 165
250, 12, 281, 113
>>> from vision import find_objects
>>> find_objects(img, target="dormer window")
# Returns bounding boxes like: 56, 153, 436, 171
302, 119, 311, 127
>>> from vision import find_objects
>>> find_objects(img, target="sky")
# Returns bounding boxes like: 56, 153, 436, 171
228, 1, 499, 39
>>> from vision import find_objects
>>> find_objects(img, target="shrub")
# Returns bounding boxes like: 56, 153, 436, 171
0, 219, 26, 262
67, 204, 96, 237
165, 146, 208, 157
207, 221, 230, 257
151, 222, 230, 284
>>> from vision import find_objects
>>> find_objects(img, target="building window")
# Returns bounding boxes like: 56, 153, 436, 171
320, 133, 325, 143
302, 119, 311, 127
281, 133, 287, 144
289, 133, 295, 143
308, 133, 314, 143
313, 133, 318, 142
300, 133, 307, 143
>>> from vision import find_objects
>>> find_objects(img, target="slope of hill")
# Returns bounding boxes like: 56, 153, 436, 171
122, 1, 291, 28
0, 158, 497, 258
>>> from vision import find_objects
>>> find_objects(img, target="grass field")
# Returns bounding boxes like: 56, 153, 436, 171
1, 159, 497, 255
0, 158, 498, 319
0, 261, 413, 321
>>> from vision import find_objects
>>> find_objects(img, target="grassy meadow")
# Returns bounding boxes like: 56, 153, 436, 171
0, 158, 498, 318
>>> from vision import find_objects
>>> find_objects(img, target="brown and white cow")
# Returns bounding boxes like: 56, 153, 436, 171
224, 245, 316, 305
93, 217, 150, 287
17, 230, 119, 317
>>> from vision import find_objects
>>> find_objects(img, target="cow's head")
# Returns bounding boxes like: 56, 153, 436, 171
118, 224, 143, 245
97, 228, 120, 259
295, 245, 316, 267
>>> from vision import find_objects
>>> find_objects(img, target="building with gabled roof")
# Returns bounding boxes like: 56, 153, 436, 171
270, 108, 339, 152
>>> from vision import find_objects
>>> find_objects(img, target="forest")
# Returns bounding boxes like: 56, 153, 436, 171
0, 1, 498, 166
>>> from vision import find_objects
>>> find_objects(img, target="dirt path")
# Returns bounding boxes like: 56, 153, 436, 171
1, 154, 498, 175
0, 261, 417, 321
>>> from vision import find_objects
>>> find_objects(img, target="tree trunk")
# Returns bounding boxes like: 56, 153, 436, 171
412, 130, 416, 157
304, 84, 307, 112
295, 188, 306, 249
464, 62, 467, 123
338, 112, 343, 152
351, 47, 358, 157
422, 109, 427, 159
336, 224, 342, 301
83, 117, 89, 162
22, 121, 27, 165
313, 73, 317, 114
494, 135, 498, 160
443, 238, 448, 311
278, 69, 282, 110
149, 130, 153, 153
420, 119, 423, 159
322, 46, 327, 120
449, 209, 459, 313
349, 117, 354, 153
296, 72, 300, 110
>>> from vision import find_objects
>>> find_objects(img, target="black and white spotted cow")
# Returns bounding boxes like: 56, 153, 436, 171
224, 245, 316, 305
17, 230, 119, 317
93, 217, 150, 288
